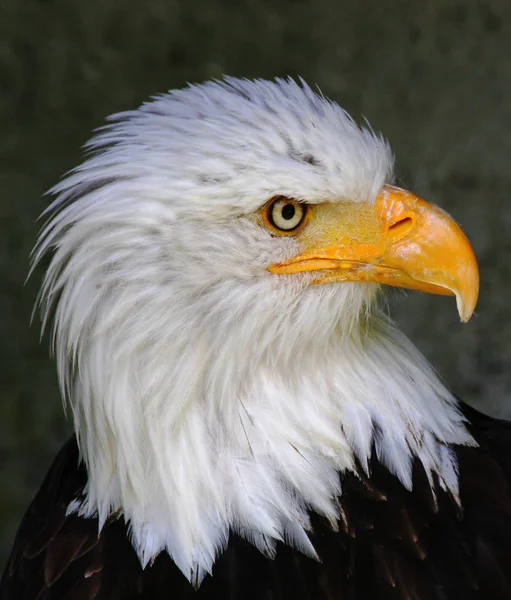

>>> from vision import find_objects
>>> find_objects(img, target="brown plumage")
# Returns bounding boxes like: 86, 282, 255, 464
3, 404, 511, 600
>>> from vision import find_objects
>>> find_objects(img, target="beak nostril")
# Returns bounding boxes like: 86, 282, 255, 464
388, 216, 414, 238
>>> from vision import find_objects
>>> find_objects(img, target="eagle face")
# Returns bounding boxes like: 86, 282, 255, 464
34, 78, 479, 583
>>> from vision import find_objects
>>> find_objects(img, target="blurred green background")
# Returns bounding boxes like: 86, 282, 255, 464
1, 0, 510, 570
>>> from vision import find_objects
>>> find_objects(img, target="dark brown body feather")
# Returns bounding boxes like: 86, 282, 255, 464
2, 403, 511, 600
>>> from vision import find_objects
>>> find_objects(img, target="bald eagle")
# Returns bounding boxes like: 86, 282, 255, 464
2, 78, 510, 600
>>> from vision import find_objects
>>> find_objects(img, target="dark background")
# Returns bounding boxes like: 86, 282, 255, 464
1, 0, 510, 570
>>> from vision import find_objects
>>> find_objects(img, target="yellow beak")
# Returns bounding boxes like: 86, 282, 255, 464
268, 185, 479, 322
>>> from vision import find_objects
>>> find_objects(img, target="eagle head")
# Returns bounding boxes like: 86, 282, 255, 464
34, 78, 479, 583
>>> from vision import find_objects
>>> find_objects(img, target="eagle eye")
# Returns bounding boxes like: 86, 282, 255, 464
262, 197, 309, 235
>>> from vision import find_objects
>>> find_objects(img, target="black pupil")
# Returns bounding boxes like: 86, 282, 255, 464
281, 204, 296, 221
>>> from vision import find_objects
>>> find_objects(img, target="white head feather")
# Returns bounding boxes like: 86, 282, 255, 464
33, 78, 474, 584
